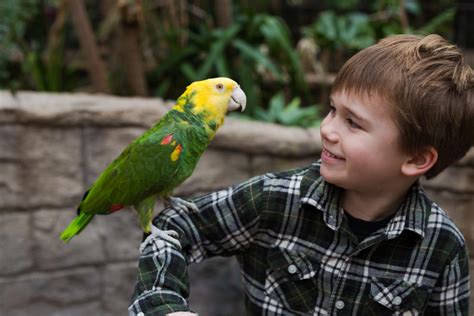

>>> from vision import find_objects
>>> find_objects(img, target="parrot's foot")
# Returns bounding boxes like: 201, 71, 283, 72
166, 196, 199, 213
139, 225, 181, 254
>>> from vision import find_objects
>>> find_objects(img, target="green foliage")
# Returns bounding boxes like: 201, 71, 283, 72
0, 0, 75, 91
0, 0, 38, 89
146, 11, 308, 117
303, 0, 456, 54
416, 8, 455, 35
232, 92, 321, 128
303, 11, 376, 52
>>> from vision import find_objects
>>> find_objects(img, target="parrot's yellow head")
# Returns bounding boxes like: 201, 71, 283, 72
174, 77, 246, 130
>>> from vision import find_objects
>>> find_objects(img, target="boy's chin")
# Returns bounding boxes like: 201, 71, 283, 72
320, 171, 344, 188
320, 167, 352, 190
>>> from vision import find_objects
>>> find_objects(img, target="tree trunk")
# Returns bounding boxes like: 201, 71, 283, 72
399, 0, 409, 32
69, 0, 110, 93
214, 0, 232, 27
121, 23, 149, 96
119, 1, 149, 96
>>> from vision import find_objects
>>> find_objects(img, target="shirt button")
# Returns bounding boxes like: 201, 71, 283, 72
287, 264, 297, 274
393, 296, 402, 305
137, 313, 144, 316
335, 300, 345, 310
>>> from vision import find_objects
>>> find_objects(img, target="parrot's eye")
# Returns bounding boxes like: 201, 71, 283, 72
215, 83, 224, 91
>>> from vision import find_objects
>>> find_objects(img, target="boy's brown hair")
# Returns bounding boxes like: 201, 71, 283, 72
331, 34, 474, 179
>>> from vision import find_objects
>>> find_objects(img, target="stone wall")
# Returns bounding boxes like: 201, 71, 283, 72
0, 91, 472, 316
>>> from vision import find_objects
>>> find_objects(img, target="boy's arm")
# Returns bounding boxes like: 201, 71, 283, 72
129, 175, 266, 315
424, 244, 470, 315
129, 228, 191, 315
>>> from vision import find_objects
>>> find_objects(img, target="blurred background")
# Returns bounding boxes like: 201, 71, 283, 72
1, 1, 473, 316
1, 0, 471, 125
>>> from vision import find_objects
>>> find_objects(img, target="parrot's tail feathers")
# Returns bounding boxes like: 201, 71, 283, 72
60, 212, 95, 243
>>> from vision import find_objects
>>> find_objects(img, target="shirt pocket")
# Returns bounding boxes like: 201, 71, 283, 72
265, 247, 319, 314
369, 276, 430, 315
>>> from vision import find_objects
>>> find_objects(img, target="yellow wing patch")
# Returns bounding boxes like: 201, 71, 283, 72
171, 144, 182, 161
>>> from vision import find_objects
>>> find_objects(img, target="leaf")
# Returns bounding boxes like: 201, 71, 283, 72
215, 55, 231, 78
236, 58, 260, 115
418, 9, 455, 35
24, 52, 46, 91
196, 24, 241, 79
314, 11, 339, 47
254, 107, 272, 122
258, 15, 307, 95
232, 39, 283, 80
268, 92, 285, 121
152, 46, 197, 78
251, 90, 323, 128
404, 0, 421, 15
180, 62, 198, 81
153, 78, 171, 97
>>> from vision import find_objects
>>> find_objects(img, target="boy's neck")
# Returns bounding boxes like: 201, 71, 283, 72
341, 181, 416, 221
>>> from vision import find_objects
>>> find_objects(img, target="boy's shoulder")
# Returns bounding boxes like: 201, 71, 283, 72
414, 189, 467, 264
424, 197, 466, 250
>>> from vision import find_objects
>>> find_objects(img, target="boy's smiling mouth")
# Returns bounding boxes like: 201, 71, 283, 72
322, 147, 345, 161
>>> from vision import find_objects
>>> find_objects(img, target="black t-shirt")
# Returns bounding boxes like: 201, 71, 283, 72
344, 210, 396, 242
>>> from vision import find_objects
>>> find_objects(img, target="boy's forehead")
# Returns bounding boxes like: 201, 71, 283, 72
331, 89, 392, 111
331, 89, 395, 122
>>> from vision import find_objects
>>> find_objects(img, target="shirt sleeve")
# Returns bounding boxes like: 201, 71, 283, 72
129, 174, 267, 315
425, 243, 470, 315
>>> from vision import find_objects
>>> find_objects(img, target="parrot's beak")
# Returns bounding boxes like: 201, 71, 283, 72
228, 86, 247, 112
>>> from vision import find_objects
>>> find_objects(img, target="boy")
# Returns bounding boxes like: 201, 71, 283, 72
129, 34, 473, 315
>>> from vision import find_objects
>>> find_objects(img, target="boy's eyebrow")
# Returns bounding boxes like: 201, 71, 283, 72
330, 97, 367, 123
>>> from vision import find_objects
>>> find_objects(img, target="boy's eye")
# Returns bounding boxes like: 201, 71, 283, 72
328, 105, 336, 115
346, 118, 361, 129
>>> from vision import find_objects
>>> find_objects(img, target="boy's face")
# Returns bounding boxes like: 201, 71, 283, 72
320, 90, 410, 192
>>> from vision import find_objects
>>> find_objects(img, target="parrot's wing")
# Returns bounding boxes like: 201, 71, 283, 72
78, 115, 208, 215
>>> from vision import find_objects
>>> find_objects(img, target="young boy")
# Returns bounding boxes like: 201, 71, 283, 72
129, 34, 473, 315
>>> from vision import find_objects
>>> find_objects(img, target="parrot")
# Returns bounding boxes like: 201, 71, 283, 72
59, 77, 246, 242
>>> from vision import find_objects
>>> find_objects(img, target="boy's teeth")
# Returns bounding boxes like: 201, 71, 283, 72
325, 149, 340, 159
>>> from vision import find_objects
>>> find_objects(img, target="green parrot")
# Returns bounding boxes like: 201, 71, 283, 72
60, 77, 246, 242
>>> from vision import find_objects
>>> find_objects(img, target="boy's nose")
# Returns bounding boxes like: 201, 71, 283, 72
320, 118, 339, 143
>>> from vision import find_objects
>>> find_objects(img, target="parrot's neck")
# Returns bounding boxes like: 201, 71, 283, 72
172, 90, 229, 139
170, 106, 223, 140
172, 104, 226, 137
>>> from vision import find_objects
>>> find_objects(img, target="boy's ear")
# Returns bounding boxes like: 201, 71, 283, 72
401, 146, 438, 177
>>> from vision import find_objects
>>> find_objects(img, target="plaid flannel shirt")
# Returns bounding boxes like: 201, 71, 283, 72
129, 161, 470, 315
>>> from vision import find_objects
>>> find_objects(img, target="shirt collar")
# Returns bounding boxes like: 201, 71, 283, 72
299, 162, 431, 239
299, 162, 344, 230
384, 181, 431, 239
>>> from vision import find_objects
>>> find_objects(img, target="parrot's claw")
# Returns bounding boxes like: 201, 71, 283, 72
167, 196, 199, 213
139, 224, 181, 254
